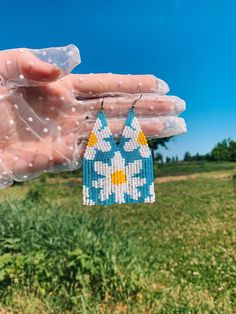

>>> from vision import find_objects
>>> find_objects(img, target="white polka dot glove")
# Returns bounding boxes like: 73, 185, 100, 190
0, 44, 186, 188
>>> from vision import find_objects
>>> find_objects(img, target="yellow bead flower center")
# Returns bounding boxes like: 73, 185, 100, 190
87, 132, 97, 147
137, 131, 147, 145
111, 170, 127, 185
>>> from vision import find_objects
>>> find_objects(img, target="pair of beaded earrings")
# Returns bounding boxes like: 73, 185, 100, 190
82, 95, 155, 206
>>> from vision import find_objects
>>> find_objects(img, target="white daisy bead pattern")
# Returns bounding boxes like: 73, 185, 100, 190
82, 108, 155, 206
144, 182, 155, 203
123, 117, 151, 158
83, 185, 95, 205
84, 117, 112, 160
92, 151, 146, 204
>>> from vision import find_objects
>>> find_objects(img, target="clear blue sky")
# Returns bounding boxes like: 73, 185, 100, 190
1, 0, 235, 159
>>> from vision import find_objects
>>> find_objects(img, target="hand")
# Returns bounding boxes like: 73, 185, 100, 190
0, 45, 186, 188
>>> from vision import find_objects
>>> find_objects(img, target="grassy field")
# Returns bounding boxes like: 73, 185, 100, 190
0, 165, 235, 313
43, 161, 236, 180
154, 161, 236, 177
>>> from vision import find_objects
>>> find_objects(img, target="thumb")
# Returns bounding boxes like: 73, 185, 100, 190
0, 45, 81, 88
18, 49, 62, 83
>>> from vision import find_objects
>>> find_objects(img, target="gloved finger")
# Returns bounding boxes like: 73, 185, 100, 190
20, 90, 185, 128
71, 116, 187, 142
27, 93, 186, 138
0, 48, 61, 88
70, 73, 169, 96
49, 94, 185, 135
72, 94, 186, 119
0, 45, 81, 88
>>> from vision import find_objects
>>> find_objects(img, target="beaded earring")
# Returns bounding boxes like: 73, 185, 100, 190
82, 95, 155, 206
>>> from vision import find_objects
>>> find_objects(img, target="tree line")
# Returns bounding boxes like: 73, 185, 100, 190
183, 138, 236, 162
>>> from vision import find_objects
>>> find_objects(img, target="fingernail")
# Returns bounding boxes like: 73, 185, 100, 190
170, 96, 186, 114
30, 44, 81, 74
150, 75, 169, 94
162, 117, 187, 137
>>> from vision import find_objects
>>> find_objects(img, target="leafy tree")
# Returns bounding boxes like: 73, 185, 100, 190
205, 153, 213, 161
182, 138, 236, 163
195, 153, 200, 160
211, 139, 230, 161
184, 151, 192, 161
148, 138, 171, 160
228, 139, 236, 161
156, 153, 163, 163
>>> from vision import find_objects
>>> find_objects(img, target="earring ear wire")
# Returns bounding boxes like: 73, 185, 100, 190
131, 93, 142, 110
100, 97, 105, 111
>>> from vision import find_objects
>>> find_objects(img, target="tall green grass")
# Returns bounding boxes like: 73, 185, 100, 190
44, 161, 236, 180
154, 161, 236, 177
0, 176, 235, 313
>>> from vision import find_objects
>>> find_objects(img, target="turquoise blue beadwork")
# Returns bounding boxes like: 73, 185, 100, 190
82, 108, 155, 206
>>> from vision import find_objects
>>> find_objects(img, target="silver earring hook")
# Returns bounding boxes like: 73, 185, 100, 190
131, 93, 142, 110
